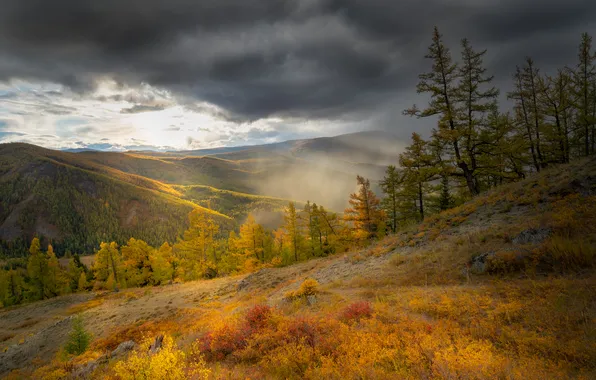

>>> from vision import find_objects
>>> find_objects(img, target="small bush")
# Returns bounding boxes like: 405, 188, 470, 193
284, 278, 319, 301
200, 320, 248, 360
245, 304, 272, 330
340, 301, 373, 322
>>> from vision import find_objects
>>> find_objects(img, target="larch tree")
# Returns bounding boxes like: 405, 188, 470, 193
509, 66, 541, 172
344, 176, 385, 240
380, 165, 403, 233
571, 32, 595, 155
522, 57, 545, 167
457, 38, 499, 193
399, 133, 437, 221
404, 27, 477, 196
45, 244, 61, 297
93, 242, 121, 290
237, 214, 266, 263
283, 202, 301, 262
27, 237, 48, 300
539, 70, 573, 163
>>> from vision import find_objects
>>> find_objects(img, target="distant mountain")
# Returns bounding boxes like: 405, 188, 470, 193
0, 131, 406, 256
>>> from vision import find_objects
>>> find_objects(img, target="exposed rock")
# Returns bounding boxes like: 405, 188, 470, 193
110, 340, 135, 358
470, 249, 527, 274
70, 355, 108, 379
512, 228, 551, 245
306, 295, 317, 306
149, 335, 164, 353
470, 251, 496, 274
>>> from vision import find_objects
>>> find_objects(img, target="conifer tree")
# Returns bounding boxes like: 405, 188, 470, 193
509, 66, 541, 172
283, 202, 302, 262
380, 166, 403, 233
344, 176, 385, 240
522, 58, 545, 167
404, 27, 477, 196
77, 272, 88, 291
65, 314, 92, 355
571, 32, 595, 155
456, 38, 499, 192
27, 237, 48, 300
46, 244, 62, 297
237, 214, 266, 263
93, 242, 121, 290
399, 133, 437, 221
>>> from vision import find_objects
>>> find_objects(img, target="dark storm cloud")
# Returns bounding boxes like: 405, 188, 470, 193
1, 0, 595, 123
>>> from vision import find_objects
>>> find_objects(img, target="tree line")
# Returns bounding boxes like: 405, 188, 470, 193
379, 29, 596, 231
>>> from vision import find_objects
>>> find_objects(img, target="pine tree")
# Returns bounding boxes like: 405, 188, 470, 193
344, 176, 385, 240
65, 314, 92, 355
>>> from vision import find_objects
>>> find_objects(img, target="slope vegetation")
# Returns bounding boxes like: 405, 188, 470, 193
1, 157, 594, 378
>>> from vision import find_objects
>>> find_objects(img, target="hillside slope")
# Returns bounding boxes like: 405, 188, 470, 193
1, 157, 594, 378
0, 144, 232, 256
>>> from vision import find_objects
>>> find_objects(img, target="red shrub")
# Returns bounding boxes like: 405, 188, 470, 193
340, 301, 373, 322
245, 304, 272, 330
286, 317, 318, 348
200, 322, 249, 360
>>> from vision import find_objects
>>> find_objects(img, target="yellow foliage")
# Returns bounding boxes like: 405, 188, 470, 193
113, 335, 210, 380
284, 278, 319, 300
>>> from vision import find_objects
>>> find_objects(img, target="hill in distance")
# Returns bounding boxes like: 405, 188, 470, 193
0, 131, 405, 256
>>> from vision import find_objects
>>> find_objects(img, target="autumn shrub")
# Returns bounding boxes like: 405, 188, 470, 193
340, 301, 373, 322
245, 304, 272, 330
284, 278, 319, 301
113, 335, 210, 380
200, 319, 249, 360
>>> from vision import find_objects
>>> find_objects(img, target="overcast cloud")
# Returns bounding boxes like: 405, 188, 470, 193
0, 0, 595, 150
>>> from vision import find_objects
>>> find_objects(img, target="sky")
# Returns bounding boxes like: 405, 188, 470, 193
0, 0, 595, 151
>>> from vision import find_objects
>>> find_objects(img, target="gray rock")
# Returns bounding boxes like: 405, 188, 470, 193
512, 228, 551, 245
149, 335, 164, 353
306, 295, 317, 306
110, 340, 135, 358
470, 251, 496, 274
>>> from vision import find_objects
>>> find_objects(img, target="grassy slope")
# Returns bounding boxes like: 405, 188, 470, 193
1, 157, 595, 378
